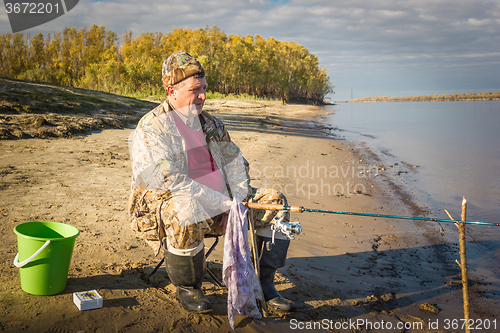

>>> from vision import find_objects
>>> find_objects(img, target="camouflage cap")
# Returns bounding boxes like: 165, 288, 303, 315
161, 52, 205, 89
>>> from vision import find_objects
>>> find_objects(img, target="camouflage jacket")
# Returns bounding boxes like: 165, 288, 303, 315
128, 101, 251, 249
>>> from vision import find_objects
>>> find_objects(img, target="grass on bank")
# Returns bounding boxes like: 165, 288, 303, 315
0, 77, 286, 140
123, 89, 284, 104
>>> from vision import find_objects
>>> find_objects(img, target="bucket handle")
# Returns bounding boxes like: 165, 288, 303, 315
13, 240, 51, 268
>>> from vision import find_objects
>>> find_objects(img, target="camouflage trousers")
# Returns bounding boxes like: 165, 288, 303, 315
128, 185, 289, 256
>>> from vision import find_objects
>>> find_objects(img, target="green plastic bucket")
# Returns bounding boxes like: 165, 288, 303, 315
13, 221, 80, 295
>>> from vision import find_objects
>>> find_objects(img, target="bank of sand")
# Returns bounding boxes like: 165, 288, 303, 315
1, 98, 498, 332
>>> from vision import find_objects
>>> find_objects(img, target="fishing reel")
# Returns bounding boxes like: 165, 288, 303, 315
270, 214, 302, 244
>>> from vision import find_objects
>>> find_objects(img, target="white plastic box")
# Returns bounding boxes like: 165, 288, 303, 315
73, 290, 103, 310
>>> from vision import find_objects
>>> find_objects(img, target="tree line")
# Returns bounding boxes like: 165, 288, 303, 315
0, 25, 333, 103
349, 92, 500, 103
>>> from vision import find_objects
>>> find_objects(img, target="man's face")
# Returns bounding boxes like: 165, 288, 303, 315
169, 76, 207, 117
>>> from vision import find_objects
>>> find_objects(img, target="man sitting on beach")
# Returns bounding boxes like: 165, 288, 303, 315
128, 52, 295, 314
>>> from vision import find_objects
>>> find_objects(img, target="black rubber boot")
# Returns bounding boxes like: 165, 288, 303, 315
164, 249, 212, 314
257, 236, 296, 312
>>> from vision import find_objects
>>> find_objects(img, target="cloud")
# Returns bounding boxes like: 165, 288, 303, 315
0, 0, 498, 99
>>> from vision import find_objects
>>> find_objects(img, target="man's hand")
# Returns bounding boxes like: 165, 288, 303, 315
218, 197, 232, 213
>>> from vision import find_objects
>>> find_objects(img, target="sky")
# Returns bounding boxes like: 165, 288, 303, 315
1, 0, 499, 101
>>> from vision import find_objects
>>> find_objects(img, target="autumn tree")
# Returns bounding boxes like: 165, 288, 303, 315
0, 25, 333, 103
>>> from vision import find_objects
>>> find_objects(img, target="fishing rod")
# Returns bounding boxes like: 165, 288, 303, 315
242, 202, 500, 227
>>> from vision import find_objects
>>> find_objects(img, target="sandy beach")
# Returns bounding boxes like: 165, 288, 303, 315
1, 90, 499, 332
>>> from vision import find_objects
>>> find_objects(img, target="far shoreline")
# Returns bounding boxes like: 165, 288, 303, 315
344, 99, 500, 103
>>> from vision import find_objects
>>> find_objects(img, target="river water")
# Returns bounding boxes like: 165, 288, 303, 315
324, 101, 499, 223
323, 101, 500, 276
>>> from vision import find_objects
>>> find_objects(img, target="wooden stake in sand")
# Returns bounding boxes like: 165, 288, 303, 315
449, 197, 471, 333
459, 197, 471, 333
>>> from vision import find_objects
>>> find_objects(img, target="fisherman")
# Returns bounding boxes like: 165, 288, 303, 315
128, 52, 295, 314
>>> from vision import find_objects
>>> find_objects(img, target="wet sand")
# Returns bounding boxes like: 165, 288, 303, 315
1, 98, 499, 332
